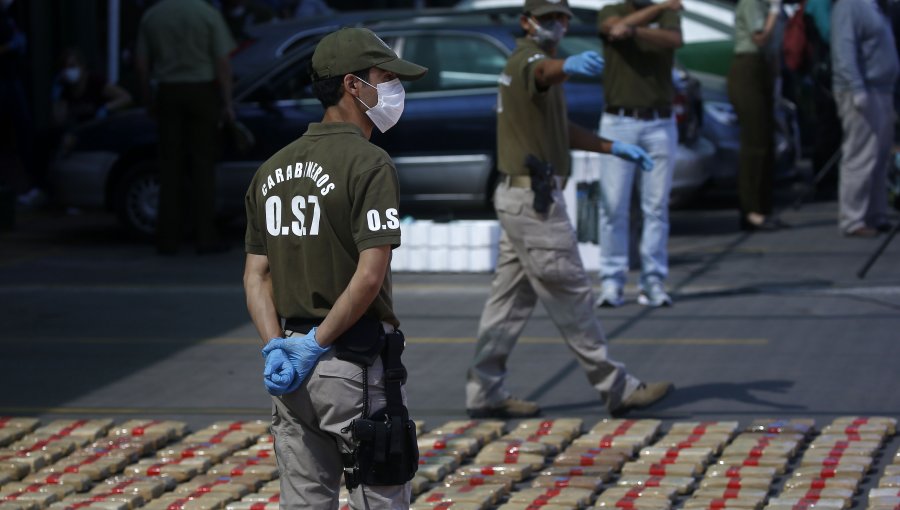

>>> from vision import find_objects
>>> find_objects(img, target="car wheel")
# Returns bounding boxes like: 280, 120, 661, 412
115, 161, 159, 238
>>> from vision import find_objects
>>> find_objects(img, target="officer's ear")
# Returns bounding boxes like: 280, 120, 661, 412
343, 73, 359, 98
520, 13, 533, 34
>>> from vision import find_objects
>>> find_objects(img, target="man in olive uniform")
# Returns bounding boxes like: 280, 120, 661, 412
466, 0, 673, 419
594, 0, 684, 307
136, 0, 235, 255
243, 28, 426, 509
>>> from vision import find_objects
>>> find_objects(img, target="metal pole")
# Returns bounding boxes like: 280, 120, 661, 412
857, 221, 900, 279
107, 0, 120, 83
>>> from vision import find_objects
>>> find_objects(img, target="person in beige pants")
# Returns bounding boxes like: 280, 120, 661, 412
243, 27, 427, 509
272, 344, 408, 509
466, 0, 673, 420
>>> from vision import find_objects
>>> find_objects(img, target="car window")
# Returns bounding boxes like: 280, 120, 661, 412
558, 34, 602, 57
245, 55, 315, 104
400, 33, 508, 93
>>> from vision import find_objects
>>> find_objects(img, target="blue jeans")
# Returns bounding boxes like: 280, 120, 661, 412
597, 113, 677, 288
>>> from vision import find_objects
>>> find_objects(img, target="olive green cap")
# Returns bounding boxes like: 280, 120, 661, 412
311, 27, 428, 81
523, 0, 573, 17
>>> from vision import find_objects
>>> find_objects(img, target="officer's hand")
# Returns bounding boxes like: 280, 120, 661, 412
263, 347, 303, 396
563, 51, 605, 77
612, 141, 654, 172
261, 328, 330, 387
852, 91, 868, 111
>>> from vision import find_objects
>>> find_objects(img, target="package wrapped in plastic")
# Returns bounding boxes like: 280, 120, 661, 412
508, 486, 594, 508
615, 475, 695, 494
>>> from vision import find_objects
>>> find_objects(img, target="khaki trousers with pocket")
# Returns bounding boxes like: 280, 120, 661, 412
466, 181, 635, 412
271, 347, 410, 510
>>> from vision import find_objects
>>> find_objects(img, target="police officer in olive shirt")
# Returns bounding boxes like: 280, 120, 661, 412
466, 0, 672, 420
136, 0, 236, 255
243, 28, 426, 509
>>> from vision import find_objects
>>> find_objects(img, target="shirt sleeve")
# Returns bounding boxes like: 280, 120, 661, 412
520, 50, 548, 98
830, 0, 864, 91
660, 9, 682, 31
350, 162, 402, 252
597, 4, 617, 29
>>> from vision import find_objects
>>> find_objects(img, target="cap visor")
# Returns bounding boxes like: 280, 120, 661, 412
531, 5, 574, 16
378, 57, 428, 81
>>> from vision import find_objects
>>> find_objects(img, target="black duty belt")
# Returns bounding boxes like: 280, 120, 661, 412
503, 174, 566, 190
605, 105, 673, 120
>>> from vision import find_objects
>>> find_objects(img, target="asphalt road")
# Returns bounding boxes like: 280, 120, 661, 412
1, 191, 899, 507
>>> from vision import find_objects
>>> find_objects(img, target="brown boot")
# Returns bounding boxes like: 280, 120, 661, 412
467, 397, 541, 419
610, 382, 673, 417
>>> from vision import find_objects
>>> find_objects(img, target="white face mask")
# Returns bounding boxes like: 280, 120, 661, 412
62, 67, 81, 84
356, 77, 405, 133
528, 17, 566, 47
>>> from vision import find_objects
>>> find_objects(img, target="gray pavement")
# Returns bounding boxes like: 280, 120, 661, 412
1, 193, 899, 505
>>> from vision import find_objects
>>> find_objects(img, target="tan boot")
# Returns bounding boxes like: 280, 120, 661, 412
610, 381, 673, 417
467, 397, 541, 419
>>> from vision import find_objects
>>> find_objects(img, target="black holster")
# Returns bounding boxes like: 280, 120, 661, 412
525, 153, 555, 214
342, 331, 418, 490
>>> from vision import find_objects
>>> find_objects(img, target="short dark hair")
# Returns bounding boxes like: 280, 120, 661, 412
312, 67, 370, 108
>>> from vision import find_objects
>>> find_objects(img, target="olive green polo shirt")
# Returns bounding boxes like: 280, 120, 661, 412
496, 38, 571, 178
597, 3, 681, 109
136, 0, 235, 83
244, 122, 401, 327
733, 0, 767, 54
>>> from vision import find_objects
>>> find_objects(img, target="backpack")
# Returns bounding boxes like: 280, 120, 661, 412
783, 1, 812, 71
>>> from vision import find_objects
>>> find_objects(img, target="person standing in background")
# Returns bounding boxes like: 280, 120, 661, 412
728, 0, 786, 232
136, 0, 236, 255
594, 0, 683, 308
831, 0, 899, 236
52, 48, 132, 129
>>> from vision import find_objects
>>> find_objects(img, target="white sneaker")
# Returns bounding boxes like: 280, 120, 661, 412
596, 281, 624, 308
638, 280, 672, 307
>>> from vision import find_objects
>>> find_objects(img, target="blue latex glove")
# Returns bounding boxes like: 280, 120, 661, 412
261, 328, 330, 388
612, 141, 654, 172
94, 106, 109, 120
262, 347, 303, 396
563, 51, 605, 77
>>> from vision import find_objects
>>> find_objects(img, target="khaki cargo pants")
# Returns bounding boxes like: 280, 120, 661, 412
271, 347, 410, 510
466, 181, 637, 412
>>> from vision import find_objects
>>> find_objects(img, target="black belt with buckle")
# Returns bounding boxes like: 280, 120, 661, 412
605, 105, 672, 120
503, 174, 566, 190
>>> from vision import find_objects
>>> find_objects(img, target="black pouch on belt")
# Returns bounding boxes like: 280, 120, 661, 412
284, 315, 385, 367
525, 153, 555, 214
346, 331, 418, 487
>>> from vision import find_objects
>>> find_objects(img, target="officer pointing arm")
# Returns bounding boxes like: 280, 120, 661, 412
527, 11, 654, 170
